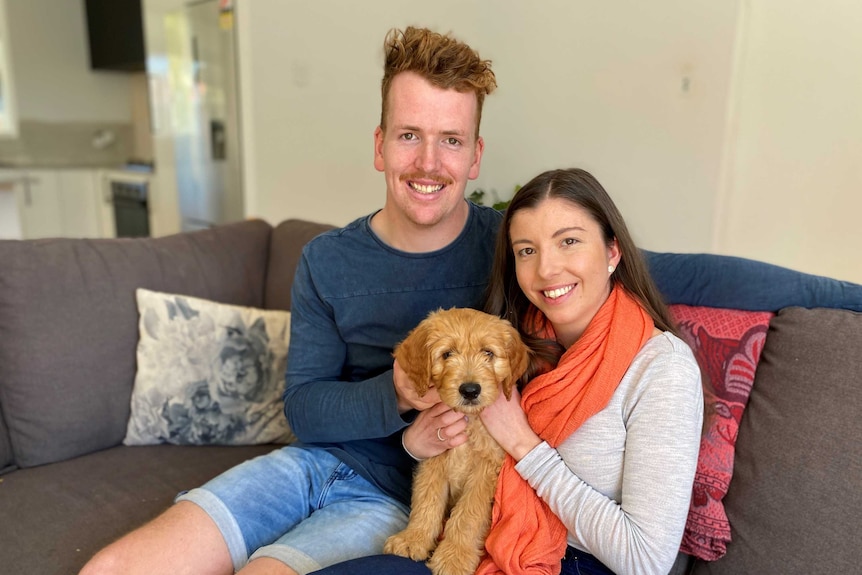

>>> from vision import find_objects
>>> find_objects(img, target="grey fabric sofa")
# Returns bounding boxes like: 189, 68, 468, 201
0, 219, 859, 575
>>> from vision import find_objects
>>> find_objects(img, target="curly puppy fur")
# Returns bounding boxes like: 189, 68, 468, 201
384, 308, 530, 575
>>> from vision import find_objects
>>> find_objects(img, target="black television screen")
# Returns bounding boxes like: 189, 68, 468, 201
84, 0, 145, 72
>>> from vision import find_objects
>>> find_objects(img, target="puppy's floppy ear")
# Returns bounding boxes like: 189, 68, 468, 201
501, 323, 531, 400
393, 320, 435, 397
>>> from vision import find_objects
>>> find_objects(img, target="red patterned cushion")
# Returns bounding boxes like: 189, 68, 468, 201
669, 305, 773, 561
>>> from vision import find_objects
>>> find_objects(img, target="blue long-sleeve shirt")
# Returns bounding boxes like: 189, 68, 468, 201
283, 202, 502, 505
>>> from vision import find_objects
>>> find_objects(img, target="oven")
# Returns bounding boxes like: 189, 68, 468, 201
111, 178, 149, 237
100, 169, 153, 238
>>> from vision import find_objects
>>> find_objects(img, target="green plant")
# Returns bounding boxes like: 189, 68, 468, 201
467, 184, 519, 211
467, 188, 487, 205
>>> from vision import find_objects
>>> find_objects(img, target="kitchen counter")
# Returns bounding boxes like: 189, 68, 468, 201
0, 159, 129, 169
0, 120, 136, 172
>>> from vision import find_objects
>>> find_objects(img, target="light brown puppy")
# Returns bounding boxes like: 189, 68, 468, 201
384, 308, 531, 575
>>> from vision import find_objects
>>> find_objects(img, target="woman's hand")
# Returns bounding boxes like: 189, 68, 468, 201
403, 401, 469, 460
480, 387, 542, 461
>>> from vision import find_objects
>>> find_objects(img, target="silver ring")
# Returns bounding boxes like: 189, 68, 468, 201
436, 427, 446, 442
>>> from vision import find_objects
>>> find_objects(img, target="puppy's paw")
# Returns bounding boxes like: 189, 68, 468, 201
383, 530, 436, 561
427, 540, 480, 575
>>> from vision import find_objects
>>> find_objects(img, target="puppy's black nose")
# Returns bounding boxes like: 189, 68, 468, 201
459, 382, 481, 401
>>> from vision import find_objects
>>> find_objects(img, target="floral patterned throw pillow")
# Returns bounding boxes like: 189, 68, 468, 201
124, 289, 295, 446
670, 304, 773, 561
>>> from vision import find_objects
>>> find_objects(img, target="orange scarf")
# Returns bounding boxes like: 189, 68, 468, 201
476, 285, 654, 575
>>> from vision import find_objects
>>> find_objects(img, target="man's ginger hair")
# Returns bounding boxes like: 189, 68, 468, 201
380, 26, 497, 139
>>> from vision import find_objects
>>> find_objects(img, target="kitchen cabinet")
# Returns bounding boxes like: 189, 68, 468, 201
0, 169, 105, 239
56, 170, 104, 238
15, 170, 64, 239
0, 178, 21, 239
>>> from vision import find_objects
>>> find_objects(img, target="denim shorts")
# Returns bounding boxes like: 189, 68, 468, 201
176, 446, 410, 574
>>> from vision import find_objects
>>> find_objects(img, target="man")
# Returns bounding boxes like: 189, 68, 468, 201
80, 26, 500, 575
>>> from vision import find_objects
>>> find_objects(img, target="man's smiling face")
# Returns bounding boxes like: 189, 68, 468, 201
374, 71, 484, 230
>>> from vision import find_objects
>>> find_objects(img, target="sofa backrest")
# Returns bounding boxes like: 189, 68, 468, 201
264, 219, 336, 312
0, 219, 273, 470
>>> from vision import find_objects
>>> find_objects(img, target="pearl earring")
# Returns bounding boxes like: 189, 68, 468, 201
608, 265, 615, 274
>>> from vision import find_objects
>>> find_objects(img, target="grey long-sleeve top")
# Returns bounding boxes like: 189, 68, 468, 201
516, 332, 703, 575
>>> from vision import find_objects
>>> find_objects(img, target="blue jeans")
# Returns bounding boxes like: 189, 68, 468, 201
177, 447, 409, 574
310, 546, 613, 574
560, 546, 615, 575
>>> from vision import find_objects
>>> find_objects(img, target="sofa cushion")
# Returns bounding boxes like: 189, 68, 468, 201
0, 220, 272, 467
693, 307, 862, 574
124, 289, 295, 446
0, 405, 14, 473
669, 305, 772, 561
0, 444, 279, 575
265, 219, 335, 311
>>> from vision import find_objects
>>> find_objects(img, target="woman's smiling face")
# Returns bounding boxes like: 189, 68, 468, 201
509, 196, 620, 347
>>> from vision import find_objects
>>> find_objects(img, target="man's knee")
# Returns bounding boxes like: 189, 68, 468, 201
78, 544, 127, 575
78, 502, 230, 575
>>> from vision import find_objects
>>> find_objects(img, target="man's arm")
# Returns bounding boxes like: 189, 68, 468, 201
281, 252, 408, 443
643, 250, 862, 312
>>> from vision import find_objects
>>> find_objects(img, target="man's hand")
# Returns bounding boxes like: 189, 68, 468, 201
393, 357, 468, 459
393, 357, 441, 413
402, 401, 469, 460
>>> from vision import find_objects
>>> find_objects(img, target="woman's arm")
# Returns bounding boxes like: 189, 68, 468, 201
492, 336, 703, 575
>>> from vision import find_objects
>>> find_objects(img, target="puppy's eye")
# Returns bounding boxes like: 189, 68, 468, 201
442, 350, 453, 360
483, 349, 495, 360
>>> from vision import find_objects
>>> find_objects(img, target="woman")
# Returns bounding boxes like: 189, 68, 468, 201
315, 168, 703, 575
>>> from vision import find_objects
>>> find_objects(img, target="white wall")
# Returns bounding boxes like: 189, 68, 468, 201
715, 0, 862, 283
237, 0, 861, 283
476, 1, 739, 255
4, 0, 130, 123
